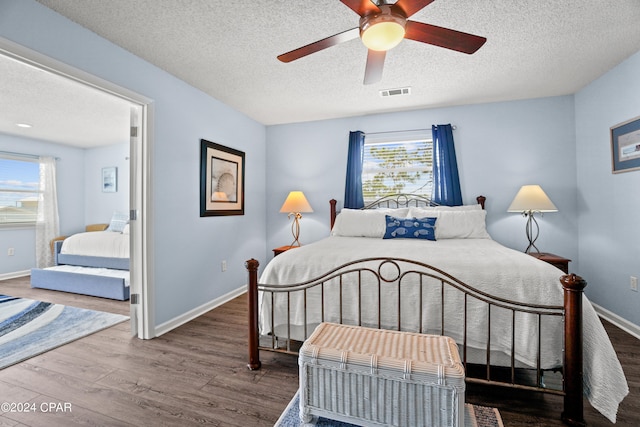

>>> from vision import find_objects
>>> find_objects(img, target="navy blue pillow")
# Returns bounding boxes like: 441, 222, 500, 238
383, 215, 437, 240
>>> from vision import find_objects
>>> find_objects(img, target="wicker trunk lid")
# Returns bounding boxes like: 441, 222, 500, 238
299, 323, 465, 427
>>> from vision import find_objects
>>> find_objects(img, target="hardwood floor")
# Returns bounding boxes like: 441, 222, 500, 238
1, 275, 638, 426
0, 275, 129, 316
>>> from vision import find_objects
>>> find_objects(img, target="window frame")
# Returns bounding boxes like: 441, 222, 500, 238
0, 153, 41, 228
361, 131, 434, 205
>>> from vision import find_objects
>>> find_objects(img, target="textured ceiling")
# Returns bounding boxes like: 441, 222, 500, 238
0, 54, 131, 148
3, 1, 640, 147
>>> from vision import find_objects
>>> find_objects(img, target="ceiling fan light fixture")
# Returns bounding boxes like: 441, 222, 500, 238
360, 9, 406, 52
277, 1, 486, 85
361, 21, 405, 51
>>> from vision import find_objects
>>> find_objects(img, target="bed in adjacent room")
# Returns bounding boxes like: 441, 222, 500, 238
30, 213, 131, 300
245, 195, 628, 425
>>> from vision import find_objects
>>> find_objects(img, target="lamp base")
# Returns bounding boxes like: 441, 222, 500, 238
288, 212, 303, 247
524, 211, 540, 254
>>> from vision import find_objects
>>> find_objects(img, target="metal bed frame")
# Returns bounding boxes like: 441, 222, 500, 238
246, 195, 586, 426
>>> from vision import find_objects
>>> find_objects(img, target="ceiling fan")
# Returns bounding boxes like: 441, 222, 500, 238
277, 0, 487, 85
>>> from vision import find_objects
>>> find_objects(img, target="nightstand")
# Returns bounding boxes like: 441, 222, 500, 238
273, 245, 298, 257
529, 252, 570, 274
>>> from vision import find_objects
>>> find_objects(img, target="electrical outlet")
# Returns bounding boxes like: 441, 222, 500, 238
7, 248, 14, 256
221, 260, 227, 272
631, 276, 638, 292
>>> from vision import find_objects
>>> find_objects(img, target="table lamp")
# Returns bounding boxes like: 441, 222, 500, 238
507, 185, 557, 254
280, 191, 313, 247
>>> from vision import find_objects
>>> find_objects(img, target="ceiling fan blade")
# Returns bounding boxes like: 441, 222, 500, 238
340, 0, 380, 17
405, 21, 486, 54
277, 28, 360, 63
391, 0, 436, 18
363, 49, 385, 85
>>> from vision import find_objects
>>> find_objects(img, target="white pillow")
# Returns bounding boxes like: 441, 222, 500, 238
121, 224, 130, 234
403, 206, 437, 215
409, 208, 490, 239
434, 204, 482, 211
107, 211, 129, 232
332, 208, 410, 237
408, 204, 481, 217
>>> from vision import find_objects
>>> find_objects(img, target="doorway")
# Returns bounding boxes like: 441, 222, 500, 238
0, 37, 153, 339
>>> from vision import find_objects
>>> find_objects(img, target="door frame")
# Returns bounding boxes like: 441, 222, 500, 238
0, 36, 154, 339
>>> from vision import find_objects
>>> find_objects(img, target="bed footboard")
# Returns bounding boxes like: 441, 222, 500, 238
245, 258, 586, 426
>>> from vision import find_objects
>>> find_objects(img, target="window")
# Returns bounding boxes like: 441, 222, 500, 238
0, 156, 40, 225
362, 135, 433, 204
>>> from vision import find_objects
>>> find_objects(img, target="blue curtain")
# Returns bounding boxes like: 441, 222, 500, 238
344, 130, 365, 208
431, 124, 463, 206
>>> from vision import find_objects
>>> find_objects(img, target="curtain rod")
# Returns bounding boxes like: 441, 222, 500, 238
363, 125, 456, 136
0, 150, 61, 160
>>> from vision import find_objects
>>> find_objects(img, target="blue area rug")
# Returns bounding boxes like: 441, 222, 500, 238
0, 294, 128, 369
275, 390, 504, 427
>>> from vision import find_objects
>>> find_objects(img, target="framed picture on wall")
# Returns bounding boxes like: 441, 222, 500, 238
611, 115, 640, 174
200, 139, 245, 216
102, 166, 117, 192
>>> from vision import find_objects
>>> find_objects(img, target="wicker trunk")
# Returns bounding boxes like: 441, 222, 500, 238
299, 323, 465, 427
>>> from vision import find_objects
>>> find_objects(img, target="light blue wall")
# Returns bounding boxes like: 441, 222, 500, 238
84, 143, 130, 225
266, 96, 578, 267
575, 50, 640, 325
0, 0, 267, 326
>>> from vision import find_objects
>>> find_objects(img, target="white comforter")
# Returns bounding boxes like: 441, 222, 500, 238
60, 231, 129, 258
259, 236, 628, 423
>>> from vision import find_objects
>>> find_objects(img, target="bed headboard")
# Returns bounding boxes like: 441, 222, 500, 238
329, 194, 486, 229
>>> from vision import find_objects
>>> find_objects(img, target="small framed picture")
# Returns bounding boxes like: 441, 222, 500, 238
102, 167, 117, 192
611, 115, 640, 174
200, 139, 245, 216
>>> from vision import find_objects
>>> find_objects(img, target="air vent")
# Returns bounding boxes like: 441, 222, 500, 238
379, 87, 411, 97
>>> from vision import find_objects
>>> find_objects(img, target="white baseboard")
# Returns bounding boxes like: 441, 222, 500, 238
591, 302, 640, 341
0, 270, 31, 281
153, 285, 246, 337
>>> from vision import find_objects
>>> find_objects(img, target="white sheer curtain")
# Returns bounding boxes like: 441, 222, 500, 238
35, 156, 59, 268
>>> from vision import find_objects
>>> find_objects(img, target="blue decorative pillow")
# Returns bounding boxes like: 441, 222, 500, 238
383, 215, 437, 240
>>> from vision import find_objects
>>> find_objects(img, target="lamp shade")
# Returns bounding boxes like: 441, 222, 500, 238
507, 185, 558, 213
280, 191, 313, 213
